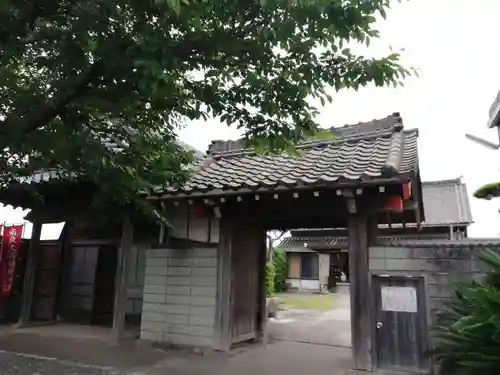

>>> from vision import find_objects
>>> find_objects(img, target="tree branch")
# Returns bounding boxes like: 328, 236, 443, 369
2, 0, 62, 43
0, 61, 104, 137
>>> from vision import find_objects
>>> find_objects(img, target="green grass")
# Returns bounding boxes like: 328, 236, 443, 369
275, 293, 337, 311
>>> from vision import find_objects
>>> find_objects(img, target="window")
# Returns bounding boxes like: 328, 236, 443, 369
300, 253, 319, 279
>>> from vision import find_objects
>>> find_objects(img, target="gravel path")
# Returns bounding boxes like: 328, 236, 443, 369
268, 293, 352, 347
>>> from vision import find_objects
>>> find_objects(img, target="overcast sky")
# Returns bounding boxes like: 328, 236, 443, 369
2, 0, 500, 239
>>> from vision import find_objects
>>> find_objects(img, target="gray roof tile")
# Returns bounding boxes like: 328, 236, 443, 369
278, 236, 500, 250
277, 233, 454, 250
17, 142, 205, 186
165, 113, 419, 195
376, 238, 500, 247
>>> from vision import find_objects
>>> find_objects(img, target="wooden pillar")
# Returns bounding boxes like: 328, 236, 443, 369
55, 221, 73, 318
112, 213, 134, 340
367, 216, 379, 244
348, 214, 373, 371
256, 227, 267, 343
214, 217, 232, 351
19, 220, 43, 326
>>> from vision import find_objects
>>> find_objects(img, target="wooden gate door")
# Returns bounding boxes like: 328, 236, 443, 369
230, 221, 263, 344
32, 244, 61, 321
373, 276, 429, 372
63, 246, 99, 323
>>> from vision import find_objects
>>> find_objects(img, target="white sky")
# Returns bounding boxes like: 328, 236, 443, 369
2, 0, 500, 239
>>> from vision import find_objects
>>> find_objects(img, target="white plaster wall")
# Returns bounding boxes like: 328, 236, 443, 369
286, 278, 320, 291
140, 247, 218, 348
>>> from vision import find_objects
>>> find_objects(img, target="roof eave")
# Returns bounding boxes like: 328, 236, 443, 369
488, 90, 500, 128
150, 174, 416, 200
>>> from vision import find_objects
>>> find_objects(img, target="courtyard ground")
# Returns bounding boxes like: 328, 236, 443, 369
268, 291, 351, 347
0, 324, 354, 375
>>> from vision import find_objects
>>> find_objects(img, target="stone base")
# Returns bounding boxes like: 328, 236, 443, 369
266, 298, 280, 318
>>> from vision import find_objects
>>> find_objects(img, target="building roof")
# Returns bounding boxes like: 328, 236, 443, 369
159, 113, 419, 196
277, 233, 456, 251
420, 178, 473, 225
279, 237, 500, 251
488, 88, 500, 128
12, 141, 206, 186
376, 238, 500, 248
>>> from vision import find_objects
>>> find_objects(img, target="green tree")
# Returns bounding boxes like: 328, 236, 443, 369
0, 0, 412, 206
272, 249, 288, 293
266, 261, 276, 297
433, 249, 500, 375
474, 182, 500, 200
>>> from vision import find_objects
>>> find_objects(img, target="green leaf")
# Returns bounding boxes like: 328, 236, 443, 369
0, 0, 414, 217
380, 7, 387, 19
166, 0, 181, 14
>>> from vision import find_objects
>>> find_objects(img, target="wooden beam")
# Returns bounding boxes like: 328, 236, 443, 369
348, 214, 373, 371
18, 220, 43, 326
214, 217, 232, 351
112, 213, 134, 340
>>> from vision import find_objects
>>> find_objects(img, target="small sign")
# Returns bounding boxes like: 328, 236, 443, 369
381, 286, 418, 313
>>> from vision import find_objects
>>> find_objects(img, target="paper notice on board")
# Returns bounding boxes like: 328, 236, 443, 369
381, 286, 418, 313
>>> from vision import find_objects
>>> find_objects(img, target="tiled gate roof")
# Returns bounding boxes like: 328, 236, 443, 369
161, 113, 419, 196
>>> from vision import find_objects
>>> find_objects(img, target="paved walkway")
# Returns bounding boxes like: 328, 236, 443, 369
0, 324, 354, 375
268, 292, 352, 347
0, 342, 353, 375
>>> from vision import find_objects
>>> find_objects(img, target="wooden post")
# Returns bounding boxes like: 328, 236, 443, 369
55, 221, 73, 319
19, 220, 43, 326
112, 213, 134, 340
367, 216, 379, 244
348, 214, 373, 371
256, 227, 267, 343
214, 217, 233, 351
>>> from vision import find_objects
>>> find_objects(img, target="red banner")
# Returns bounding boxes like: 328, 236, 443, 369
0, 225, 23, 297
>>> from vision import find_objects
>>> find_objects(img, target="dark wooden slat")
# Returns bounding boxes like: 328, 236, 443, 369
31, 244, 60, 321
214, 217, 232, 351
348, 214, 372, 371
55, 221, 73, 317
19, 220, 43, 326
256, 227, 267, 343
64, 246, 98, 323
112, 213, 134, 340
231, 220, 259, 343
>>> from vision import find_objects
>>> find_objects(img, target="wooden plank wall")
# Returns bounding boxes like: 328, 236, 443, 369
32, 242, 61, 321
61, 243, 145, 324
288, 253, 301, 278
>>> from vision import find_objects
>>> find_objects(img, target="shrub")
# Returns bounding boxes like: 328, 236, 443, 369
433, 249, 500, 375
265, 261, 276, 297
273, 250, 288, 293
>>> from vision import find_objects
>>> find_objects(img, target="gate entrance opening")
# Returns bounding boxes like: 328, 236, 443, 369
160, 114, 424, 372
